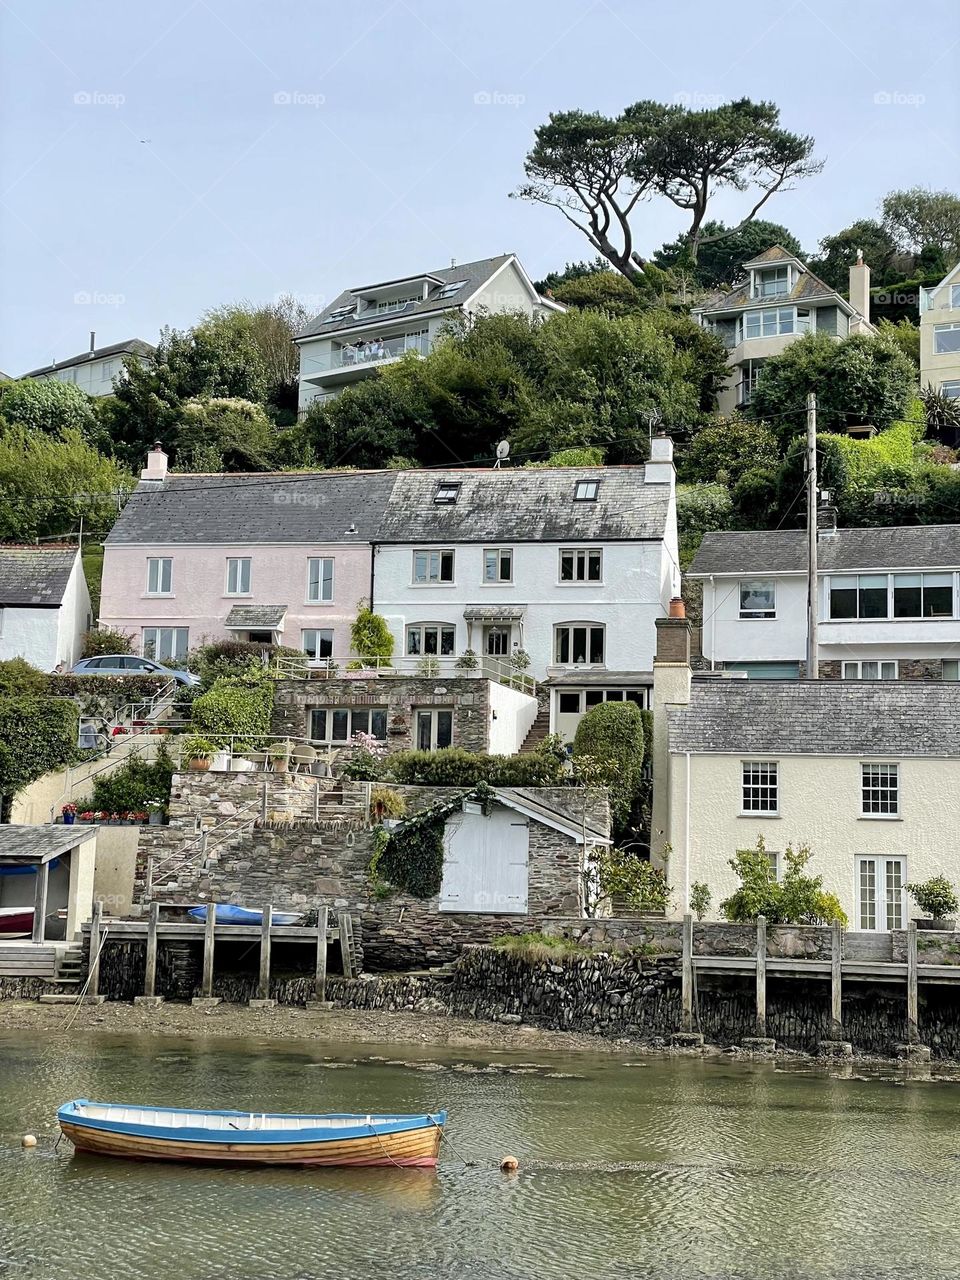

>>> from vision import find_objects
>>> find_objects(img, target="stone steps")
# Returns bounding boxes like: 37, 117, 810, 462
519, 705, 552, 753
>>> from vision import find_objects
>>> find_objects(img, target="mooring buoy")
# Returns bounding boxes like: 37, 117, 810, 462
21, 1134, 37, 1148
499, 1154, 519, 1172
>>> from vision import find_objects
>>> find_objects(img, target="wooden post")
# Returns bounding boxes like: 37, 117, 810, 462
144, 901, 159, 997
831, 919, 843, 1037
755, 915, 767, 1038
339, 912, 354, 979
32, 859, 50, 944
144, 855, 154, 901
258, 904, 273, 1000
260, 779, 268, 824
681, 912, 694, 1032
87, 899, 103, 998
315, 906, 329, 1002
906, 918, 919, 1045
201, 902, 216, 998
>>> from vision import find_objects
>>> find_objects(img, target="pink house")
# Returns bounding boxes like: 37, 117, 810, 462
99, 448, 394, 661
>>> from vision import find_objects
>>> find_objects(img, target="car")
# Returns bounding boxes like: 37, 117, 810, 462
70, 655, 200, 687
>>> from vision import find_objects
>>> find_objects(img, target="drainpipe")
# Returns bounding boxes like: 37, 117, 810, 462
684, 751, 692, 913
368, 543, 377, 613
709, 575, 716, 670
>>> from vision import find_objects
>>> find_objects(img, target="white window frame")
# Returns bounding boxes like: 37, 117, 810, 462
437, 279, 467, 299
741, 760, 779, 816
892, 572, 954, 619
415, 707, 454, 751
406, 623, 456, 657
943, 659, 960, 681
934, 322, 960, 355
573, 480, 599, 501
142, 626, 189, 661
306, 557, 334, 604
755, 265, 790, 298
940, 380, 960, 400
861, 762, 899, 818
485, 625, 510, 657
739, 306, 798, 342
951, 285, 960, 310
145, 557, 172, 596
301, 628, 334, 662
554, 622, 605, 666
434, 481, 461, 505
559, 547, 603, 584
483, 547, 513, 583
739, 579, 776, 619
309, 706, 388, 743
412, 549, 454, 585
841, 660, 898, 681
225, 557, 251, 596
856, 855, 906, 931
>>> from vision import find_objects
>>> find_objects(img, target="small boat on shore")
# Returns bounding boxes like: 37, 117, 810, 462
187, 904, 303, 926
57, 1100, 446, 1167
0, 906, 34, 936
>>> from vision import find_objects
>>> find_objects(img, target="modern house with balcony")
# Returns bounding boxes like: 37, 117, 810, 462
920, 262, 960, 405
689, 523, 960, 681
295, 253, 562, 412
371, 440, 680, 738
692, 247, 874, 416
21, 335, 155, 398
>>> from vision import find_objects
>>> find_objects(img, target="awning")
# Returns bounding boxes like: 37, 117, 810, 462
462, 605, 526, 623
224, 605, 288, 630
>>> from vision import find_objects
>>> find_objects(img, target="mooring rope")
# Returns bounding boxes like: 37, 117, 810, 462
429, 1116, 475, 1167
59, 925, 111, 1033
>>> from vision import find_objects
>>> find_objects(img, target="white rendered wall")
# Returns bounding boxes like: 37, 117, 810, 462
488, 682, 538, 755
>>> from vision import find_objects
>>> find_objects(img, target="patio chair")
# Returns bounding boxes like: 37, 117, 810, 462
290, 744, 317, 774
244, 751, 269, 772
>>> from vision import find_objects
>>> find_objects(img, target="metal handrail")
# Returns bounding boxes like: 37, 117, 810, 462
270, 652, 536, 697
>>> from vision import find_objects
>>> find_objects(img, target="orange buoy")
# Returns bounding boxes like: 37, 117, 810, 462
500, 1155, 519, 1172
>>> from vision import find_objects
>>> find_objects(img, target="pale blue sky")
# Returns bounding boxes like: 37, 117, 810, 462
1, 0, 956, 375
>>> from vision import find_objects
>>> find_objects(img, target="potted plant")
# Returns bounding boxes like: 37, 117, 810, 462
146, 799, 167, 826
907, 876, 960, 930
455, 649, 480, 672
78, 810, 96, 824
61, 803, 77, 826
370, 785, 407, 825
267, 740, 292, 773
388, 712, 408, 738
416, 655, 441, 678
181, 734, 218, 772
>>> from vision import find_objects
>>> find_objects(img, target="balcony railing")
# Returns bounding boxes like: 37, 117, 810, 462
304, 332, 429, 377
271, 652, 536, 697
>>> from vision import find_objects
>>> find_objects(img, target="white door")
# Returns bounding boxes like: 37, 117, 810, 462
856, 856, 906, 931
439, 806, 529, 913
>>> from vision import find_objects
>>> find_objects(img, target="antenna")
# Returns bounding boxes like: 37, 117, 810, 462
645, 407, 663, 441
494, 440, 510, 469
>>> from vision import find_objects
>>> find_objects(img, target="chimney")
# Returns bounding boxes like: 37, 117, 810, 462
848, 249, 871, 325
651, 602, 693, 884
644, 433, 675, 486
140, 441, 169, 483
817, 494, 838, 538
89, 330, 96, 354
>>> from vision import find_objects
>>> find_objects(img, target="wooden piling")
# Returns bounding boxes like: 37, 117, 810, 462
201, 902, 216, 998
830, 919, 843, 1037
258, 904, 273, 1000
681, 912, 694, 1032
144, 901, 159, 998
339, 912, 354, 980
906, 919, 919, 1045
755, 915, 767, 1038
87, 899, 103, 998
315, 906, 329, 1002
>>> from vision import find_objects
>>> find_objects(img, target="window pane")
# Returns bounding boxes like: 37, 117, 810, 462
935, 325, 960, 354
742, 761, 778, 813
142, 630, 157, 659
331, 710, 349, 741
886, 860, 904, 930
440, 552, 454, 582
842, 662, 857, 680
589, 627, 604, 663
424, 627, 438, 654
407, 628, 421, 656
571, 627, 587, 663
880, 662, 897, 680
859, 859, 877, 930
605, 690, 624, 701
417, 712, 431, 751
484, 550, 498, 582
893, 574, 922, 618
500, 550, 512, 580
560, 552, 573, 582
588, 551, 602, 581
436, 711, 453, 749
558, 693, 580, 713
370, 709, 387, 740
309, 709, 326, 741
317, 629, 333, 658
308, 559, 321, 600
556, 629, 570, 663
944, 660, 960, 681
859, 575, 888, 619
440, 628, 455, 656
352, 710, 369, 735
584, 690, 603, 707
862, 661, 879, 679
413, 552, 427, 583
302, 631, 318, 659
830, 577, 857, 619
322, 559, 334, 600
740, 580, 775, 616
923, 574, 953, 617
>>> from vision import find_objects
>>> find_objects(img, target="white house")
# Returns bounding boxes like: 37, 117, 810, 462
0, 546, 91, 670
692, 247, 874, 417
651, 609, 960, 931
295, 253, 563, 412
372, 441, 680, 738
21, 335, 155, 398
920, 262, 960, 404
689, 524, 960, 682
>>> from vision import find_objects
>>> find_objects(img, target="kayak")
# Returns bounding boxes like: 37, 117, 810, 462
186, 904, 303, 926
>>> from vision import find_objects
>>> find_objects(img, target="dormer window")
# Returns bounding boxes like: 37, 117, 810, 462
437, 280, 467, 299
325, 305, 354, 323
755, 266, 790, 298
574, 480, 599, 501
434, 481, 461, 505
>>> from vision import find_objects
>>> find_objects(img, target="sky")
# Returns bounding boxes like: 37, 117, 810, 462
1, 0, 957, 376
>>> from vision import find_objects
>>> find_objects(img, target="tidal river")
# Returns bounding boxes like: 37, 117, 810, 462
2, 1032, 960, 1279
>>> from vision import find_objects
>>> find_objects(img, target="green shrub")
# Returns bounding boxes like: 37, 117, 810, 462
0, 696, 79, 811
190, 669, 274, 750
721, 837, 847, 926
572, 701, 645, 832
81, 627, 133, 657
907, 876, 960, 921
386, 739, 567, 788
188, 640, 301, 687
350, 606, 394, 663
76, 746, 174, 816
0, 657, 49, 696
690, 881, 712, 921
490, 931, 595, 959
588, 847, 670, 916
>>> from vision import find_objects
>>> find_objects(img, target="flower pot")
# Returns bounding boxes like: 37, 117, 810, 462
62, 812, 76, 826
272, 757, 289, 774
148, 811, 164, 825
917, 917, 956, 931
188, 758, 211, 772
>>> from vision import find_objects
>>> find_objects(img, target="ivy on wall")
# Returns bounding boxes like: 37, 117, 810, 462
368, 782, 495, 900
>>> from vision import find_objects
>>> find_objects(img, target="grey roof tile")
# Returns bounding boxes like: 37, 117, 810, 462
22, 339, 155, 378
0, 547, 77, 605
668, 681, 960, 757
689, 525, 960, 576
691, 247, 851, 316
0, 824, 97, 863
225, 604, 288, 628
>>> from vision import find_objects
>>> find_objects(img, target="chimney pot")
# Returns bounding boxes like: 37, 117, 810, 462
141, 443, 169, 483
89, 331, 96, 353
668, 597, 686, 619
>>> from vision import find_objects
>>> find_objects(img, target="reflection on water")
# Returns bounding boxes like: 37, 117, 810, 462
2, 1033, 960, 1279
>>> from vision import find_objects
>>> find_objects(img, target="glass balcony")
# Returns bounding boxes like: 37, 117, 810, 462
303, 332, 430, 378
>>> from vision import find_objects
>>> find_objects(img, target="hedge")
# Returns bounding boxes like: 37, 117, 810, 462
386, 743, 567, 788
0, 696, 79, 811
572, 701, 645, 832
190, 672, 274, 750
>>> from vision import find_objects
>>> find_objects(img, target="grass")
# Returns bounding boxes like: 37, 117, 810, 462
491, 931, 595, 962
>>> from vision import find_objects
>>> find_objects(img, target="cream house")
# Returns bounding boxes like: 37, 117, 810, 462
920, 262, 960, 402
651, 610, 960, 931
22, 335, 155, 398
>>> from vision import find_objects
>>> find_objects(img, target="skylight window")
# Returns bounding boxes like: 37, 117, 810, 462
325, 305, 354, 323
437, 280, 467, 299
573, 480, 599, 501
434, 481, 462, 505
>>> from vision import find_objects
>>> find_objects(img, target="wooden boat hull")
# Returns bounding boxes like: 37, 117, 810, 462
57, 1101, 445, 1167
0, 907, 34, 935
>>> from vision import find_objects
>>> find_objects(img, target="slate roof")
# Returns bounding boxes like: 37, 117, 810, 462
225, 605, 288, 628
378, 467, 669, 543
668, 681, 960, 757
105, 472, 396, 545
295, 255, 545, 340
500, 788, 610, 843
0, 824, 97, 864
462, 605, 526, 621
691, 246, 852, 317
22, 339, 155, 378
0, 547, 77, 606
689, 526, 960, 576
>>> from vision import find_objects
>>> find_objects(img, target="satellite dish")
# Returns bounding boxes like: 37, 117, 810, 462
495, 440, 510, 460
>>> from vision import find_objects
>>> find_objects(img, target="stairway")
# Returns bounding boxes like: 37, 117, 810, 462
519, 703, 551, 753
55, 945, 85, 985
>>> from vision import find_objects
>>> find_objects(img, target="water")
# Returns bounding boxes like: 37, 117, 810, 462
2, 1032, 960, 1279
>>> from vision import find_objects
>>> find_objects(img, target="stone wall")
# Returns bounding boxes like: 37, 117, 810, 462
542, 917, 834, 958
271, 676, 493, 754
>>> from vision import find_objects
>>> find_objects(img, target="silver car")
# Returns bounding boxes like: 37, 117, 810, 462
70, 654, 200, 687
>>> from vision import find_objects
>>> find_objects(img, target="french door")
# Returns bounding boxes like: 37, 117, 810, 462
856, 856, 906, 931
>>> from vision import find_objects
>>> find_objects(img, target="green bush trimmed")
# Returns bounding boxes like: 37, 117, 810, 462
0, 696, 79, 812
75, 747, 174, 817
0, 657, 49, 696
386, 740, 567, 788
190, 670, 274, 750
81, 627, 133, 657
572, 701, 645, 832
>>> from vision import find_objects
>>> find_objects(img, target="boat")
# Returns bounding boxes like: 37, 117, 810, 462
57, 1100, 447, 1167
0, 906, 34, 936
186, 904, 303, 926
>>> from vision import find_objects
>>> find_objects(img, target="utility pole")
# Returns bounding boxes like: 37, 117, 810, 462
806, 392, 818, 680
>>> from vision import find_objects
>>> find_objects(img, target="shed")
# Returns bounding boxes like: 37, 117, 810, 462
0, 825, 97, 943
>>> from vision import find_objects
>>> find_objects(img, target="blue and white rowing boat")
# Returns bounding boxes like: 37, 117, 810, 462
187, 904, 303, 926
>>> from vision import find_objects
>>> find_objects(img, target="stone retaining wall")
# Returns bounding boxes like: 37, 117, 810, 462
543, 917, 834, 958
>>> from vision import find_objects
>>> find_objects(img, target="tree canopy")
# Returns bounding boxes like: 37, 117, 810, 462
808, 219, 900, 291
0, 378, 98, 439
881, 187, 960, 262
654, 218, 803, 289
